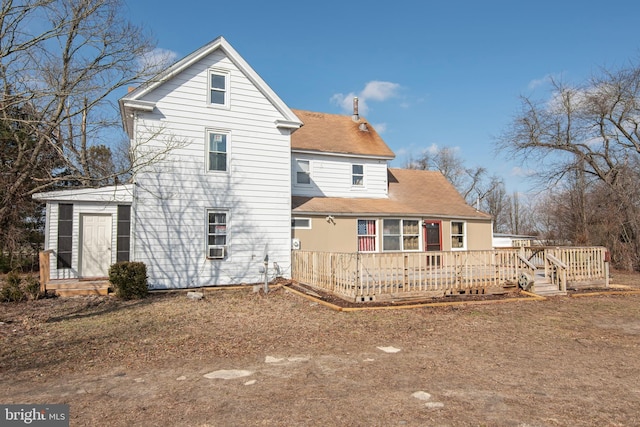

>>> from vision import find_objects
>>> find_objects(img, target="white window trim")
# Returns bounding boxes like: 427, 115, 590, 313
206, 209, 229, 260
351, 164, 365, 188
292, 217, 312, 229
381, 218, 421, 252
451, 221, 466, 251
208, 68, 230, 109
295, 159, 311, 186
205, 129, 230, 174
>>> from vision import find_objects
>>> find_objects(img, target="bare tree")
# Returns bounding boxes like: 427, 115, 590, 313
0, 0, 177, 255
482, 178, 510, 233
498, 64, 640, 269
406, 145, 498, 206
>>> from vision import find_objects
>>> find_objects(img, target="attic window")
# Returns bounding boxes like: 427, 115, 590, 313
209, 69, 229, 107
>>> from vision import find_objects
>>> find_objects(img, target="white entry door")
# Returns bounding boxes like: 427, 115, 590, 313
81, 214, 113, 277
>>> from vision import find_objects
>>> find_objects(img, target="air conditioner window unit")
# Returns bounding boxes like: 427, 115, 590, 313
208, 245, 226, 259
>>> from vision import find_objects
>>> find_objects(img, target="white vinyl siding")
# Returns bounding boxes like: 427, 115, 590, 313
291, 154, 388, 198
130, 49, 293, 288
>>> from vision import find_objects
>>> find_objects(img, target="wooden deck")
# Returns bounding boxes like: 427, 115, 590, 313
292, 247, 610, 302
38, 250, 112, 296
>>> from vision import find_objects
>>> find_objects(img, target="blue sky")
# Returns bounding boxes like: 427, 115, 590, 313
125, 0, 640, 193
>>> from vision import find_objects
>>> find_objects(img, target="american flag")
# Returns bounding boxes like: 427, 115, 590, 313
358, 220, 376, 251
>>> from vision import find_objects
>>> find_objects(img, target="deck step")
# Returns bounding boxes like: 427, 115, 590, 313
533, 280, 566, 296
45, 280, 111, 297
53, 288, 111, 297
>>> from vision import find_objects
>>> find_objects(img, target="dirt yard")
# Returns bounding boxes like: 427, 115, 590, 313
1, 271, 640, 426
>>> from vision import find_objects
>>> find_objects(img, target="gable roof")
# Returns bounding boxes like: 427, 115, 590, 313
119, 36, 302, 136
292, 168, 491, 220
291, 109, 395, 159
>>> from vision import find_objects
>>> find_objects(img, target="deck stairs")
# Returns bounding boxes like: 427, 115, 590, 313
531, 270, 566, 296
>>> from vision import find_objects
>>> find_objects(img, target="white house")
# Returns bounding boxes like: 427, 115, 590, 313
35, 36, 302, 289
34, 36, 493, 290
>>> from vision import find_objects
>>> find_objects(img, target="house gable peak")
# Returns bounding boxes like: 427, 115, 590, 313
119, 36, 301, 136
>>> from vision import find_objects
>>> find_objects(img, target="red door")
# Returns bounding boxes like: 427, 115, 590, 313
424, 221, 441, 251
424, 221, 442, 267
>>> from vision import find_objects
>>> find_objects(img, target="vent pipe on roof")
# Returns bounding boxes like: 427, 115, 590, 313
352, 97, 359, 122
353, 97, 368, 131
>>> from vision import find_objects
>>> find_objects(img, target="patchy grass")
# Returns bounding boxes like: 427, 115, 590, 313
1, 275, 640, 426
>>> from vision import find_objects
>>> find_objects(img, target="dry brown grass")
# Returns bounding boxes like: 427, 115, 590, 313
1, 273, 640, 426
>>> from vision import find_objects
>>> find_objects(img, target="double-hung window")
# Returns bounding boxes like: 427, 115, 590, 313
209, 69, 229, 107
207, 210, 227, 259
382, 219, 420, 251
357, 219, 377, 252
208, 131, 228, 172
451, 221, 465, 249
352, 164, 364, 186
296, 159, 310, 185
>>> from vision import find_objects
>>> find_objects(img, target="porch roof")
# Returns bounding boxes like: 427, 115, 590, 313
292, 168, 492, 220
32, 184, 134, 203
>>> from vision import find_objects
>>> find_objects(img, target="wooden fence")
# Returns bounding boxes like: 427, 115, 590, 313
291, 246, 609, 302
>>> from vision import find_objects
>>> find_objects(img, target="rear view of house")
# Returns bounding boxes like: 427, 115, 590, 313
34, 36, 493, 291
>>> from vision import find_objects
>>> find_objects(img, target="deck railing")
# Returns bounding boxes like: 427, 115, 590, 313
545, 253, 568, 293
522, 246, 609, 286
292, 249, 525, 301
292, 246, 609, 302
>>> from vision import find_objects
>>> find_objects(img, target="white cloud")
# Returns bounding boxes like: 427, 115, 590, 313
360, 81, 400, 101
425, 143, 440, 155
138, 48, 179, 74
528, 76, 550, 91
373, 122, 387, 133
422, 143, 460, 156
331, 80, 401, 115
527, 73, 561, 91
330, 91, 360, 113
